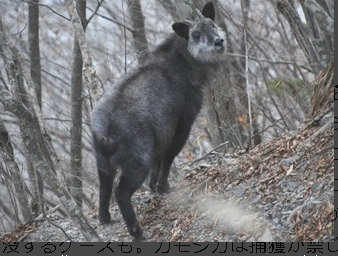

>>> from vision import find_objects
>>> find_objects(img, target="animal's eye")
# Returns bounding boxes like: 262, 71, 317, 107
208, 20, 216, 28
192, 31, 201, 41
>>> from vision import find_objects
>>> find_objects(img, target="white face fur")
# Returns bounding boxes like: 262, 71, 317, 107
187, 19, 226, 62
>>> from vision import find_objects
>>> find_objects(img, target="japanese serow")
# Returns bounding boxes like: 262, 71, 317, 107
91, 2, 226, 241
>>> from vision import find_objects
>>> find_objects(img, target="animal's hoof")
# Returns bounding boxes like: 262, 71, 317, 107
99, 214, 111, 224
133, 235, 145, 242
130, 226, 143, 241
149, 183, 157, 194
157, 183, 171, 195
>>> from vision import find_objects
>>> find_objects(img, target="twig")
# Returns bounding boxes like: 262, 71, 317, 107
240, 0, 254, 149
121, 0, 128, 74
245, 115, 290, 150
43, 215, 73, 242
86, 0, 105, 26
86, 6, 134, 32
187, 141, 231, 167
35, 205, 61, 221
226, 53, 312, 72
305, 106, 333, 128
30, 205, 73, 242
304, 117, 333, 143
277, 1, 322, 74
19, 0, 70, 21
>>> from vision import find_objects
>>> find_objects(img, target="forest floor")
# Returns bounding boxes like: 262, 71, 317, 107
1, 108, 334, 242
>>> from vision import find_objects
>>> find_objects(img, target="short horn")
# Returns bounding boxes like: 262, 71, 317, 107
194, 8, 204, 20
183, 20, 194, 28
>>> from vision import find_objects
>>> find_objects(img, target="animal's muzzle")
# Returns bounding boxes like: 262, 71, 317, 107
214, 38, 224, 48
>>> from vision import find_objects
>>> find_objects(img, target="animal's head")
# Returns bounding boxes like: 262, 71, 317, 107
172, 2, 226, 62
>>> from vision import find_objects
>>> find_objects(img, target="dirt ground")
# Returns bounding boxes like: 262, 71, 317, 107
1, 108, 334, 242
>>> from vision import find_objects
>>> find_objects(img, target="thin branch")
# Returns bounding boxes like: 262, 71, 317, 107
158, 0, 179, 20
19, 0, 70, 21
86, 0, 105, 26
0, 15, 101, 242
241, 0, 254, 148
121, 0, 128, 74
86, 6, 134, 32
183, 141, 232, 167
226, 53, 312, 72
277, 1, 322, 74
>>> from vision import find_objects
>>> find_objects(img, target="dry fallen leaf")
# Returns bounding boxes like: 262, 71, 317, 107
286, 164, 294, 176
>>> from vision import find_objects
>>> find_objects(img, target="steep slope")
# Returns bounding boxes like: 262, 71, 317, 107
1, 62, 334, 242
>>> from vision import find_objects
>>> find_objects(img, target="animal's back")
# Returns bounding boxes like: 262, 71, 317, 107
92, 37, 204, 161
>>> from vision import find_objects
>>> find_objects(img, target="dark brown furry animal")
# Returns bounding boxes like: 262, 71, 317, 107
91, 2, 226, 241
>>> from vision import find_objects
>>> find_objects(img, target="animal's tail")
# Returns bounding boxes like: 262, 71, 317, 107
93, 134, 118, 157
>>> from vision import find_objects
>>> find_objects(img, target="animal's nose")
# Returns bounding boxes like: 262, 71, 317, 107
214, 38, 224, 47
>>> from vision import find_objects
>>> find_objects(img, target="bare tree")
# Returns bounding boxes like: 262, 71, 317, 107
200, 0, 256, 150
0, 118, 32, 222
29, 0, 42, 107
276, 0, 334, 119
65, 0, 100, 105
0, 0, 333, 239
126, 0, 148, 64
158, 0, 180, 20
0, 16, 101, 242
276, 0, 333, 75
27, 0, 44, 217
70, 0, 87, 209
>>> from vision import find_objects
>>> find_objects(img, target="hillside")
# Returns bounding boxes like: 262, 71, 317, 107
0, 0, 334, 244
1, 59, 334, 242
2, 105, 333, 242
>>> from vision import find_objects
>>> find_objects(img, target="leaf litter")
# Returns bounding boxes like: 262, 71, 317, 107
1, 110, 333, 242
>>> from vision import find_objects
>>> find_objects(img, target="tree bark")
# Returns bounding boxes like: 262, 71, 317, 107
70, 0, 87, 209
205, 74, 245, 150
126, 0, 148, 64
65, 0, 100, 106
277, 1, 323, 74
28, 0, 44, 217
276, 0, 334, 120
310, 59, 333, 117
0, 89, 101, 241
158, 0, 180, 20
28, 0, 42, 108
204, 0, 261, 150
0, 17, 101, 242
0, 118, 32, 222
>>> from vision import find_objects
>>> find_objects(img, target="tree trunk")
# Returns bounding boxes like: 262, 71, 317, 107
276, 1, 334, 120
204, 0, 260, 150
28, 0, 44, 217
0, 118, 32, 222
65, 0, 100, 106
70, 0, 87, 209
0, 16, 101, 242
276, 1, 332, 75
126, 0, 148, 64
28, 0, 42, 108
0, 89, 101, 241
158, 0, 180, 20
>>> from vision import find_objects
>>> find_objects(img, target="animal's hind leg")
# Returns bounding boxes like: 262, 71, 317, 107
149, 159, 161, 193
156, 157, 174, 194
157, 121, 192, 194
115, 165, 149, 240
96, 152, 116, 223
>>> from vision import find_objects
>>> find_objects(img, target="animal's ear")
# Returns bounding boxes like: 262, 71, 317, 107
172, 22, 190, 40
202, 2, 215, 21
